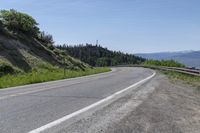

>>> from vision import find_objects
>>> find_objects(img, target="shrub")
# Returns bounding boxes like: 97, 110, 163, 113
37, 31, 54, 45
0, 64, 15, 76
0, 20, 3, 29
0, 9, 39, 37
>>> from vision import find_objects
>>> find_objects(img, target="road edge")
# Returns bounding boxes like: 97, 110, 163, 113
28, 70, 156, 133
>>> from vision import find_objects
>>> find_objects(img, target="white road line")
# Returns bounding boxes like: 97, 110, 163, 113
28, 72, 156, 133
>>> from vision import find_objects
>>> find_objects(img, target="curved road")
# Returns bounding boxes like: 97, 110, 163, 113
0, 67, 154, 133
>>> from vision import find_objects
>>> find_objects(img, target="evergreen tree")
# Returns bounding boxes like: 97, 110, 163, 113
56, 44, 145, 66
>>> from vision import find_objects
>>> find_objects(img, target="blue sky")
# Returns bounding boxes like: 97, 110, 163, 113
0, 0, 200, 53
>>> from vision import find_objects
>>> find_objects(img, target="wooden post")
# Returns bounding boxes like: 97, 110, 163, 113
63, 58, 66, 77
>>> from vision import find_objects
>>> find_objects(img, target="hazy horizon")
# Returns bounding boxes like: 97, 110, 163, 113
135, 49, 199, 54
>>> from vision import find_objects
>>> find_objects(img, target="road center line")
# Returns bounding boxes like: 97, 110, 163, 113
28, 71, 156, 133
0, 69, 121, 100
0, 68, 116, 92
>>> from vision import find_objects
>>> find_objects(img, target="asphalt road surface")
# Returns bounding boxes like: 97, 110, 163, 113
0, 67, 154, 133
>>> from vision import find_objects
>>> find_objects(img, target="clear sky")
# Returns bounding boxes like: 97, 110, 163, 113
0, 0, 200, 53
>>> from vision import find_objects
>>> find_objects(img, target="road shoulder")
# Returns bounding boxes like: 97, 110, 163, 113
54, 73, 200, 133
105, 74, 200, 133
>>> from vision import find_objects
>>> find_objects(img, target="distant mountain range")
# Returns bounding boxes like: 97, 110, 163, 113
136, 51, 200, 68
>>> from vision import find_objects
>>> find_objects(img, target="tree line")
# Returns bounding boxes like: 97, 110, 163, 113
56, 44, 145, 67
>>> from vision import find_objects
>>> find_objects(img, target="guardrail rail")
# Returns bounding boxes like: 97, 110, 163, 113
117, 64, 200, 77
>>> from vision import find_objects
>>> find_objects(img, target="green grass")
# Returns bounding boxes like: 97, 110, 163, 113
0, 67, 111, 89
161, 71, 200, 82
143, 59, 185, 67
161, 70, 200, 89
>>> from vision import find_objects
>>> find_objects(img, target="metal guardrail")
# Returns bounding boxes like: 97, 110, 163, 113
157, 66, 200, 76
116, 64, 200, 77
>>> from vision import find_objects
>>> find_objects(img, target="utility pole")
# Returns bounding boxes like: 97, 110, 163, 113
96, 40, 99, 46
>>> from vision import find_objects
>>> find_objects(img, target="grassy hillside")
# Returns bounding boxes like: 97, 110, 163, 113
57, 44, 145, 66
0, 9, 88, 76
0, 32, 87, 73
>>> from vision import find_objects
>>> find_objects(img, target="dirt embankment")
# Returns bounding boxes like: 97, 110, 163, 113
0, 33, 87, 72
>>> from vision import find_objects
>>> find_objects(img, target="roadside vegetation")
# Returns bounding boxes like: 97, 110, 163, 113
0, 9, 113, 89
141, 59, 199, 90
160, 70, 200, 90
0, 67, 111, 89
143, 59, 185, 67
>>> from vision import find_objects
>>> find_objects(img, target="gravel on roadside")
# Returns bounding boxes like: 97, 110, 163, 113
58, 74, 200, 133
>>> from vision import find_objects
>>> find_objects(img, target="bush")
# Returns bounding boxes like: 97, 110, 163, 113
97, 58, 111, 66
37, 31, 54, 45
0, 20, 3, 29
47, 43, 55, 50
0, 20, 5, 33
0, 9, 39, 37
0, 64, 15, 76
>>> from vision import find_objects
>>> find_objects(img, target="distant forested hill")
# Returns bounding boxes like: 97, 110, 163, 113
56, 44, 145, 66
136, 51, 200, 68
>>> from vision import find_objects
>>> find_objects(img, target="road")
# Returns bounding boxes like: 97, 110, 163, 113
0, 67, 154, 133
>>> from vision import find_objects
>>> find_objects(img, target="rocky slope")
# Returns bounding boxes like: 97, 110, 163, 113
0, 31, 87, 74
